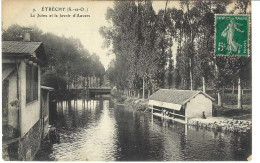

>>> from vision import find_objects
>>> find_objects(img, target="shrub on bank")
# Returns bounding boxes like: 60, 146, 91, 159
123, 98, 149, 111
111, 91, 127, 104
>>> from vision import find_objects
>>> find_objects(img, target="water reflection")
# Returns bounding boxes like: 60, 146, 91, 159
36, 98, 251, 161
49, 99, 118, 161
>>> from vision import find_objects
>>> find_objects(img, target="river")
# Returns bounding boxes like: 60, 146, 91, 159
34, 98, 251, 161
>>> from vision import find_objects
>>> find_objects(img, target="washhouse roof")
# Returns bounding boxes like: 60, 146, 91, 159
149, 89, 215, 105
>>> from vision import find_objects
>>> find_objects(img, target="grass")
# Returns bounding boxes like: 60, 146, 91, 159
210, 93, 252, 120
213, 104, 252, 121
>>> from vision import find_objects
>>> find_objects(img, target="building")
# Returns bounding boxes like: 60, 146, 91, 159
2, 34, 50, 160
40, 86, 54, 138
149, 89, 214, 124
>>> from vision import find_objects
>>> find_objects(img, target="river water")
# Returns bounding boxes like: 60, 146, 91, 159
34, 98, 251, 161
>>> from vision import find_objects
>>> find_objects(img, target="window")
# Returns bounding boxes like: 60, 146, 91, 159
26, 64, 38, 103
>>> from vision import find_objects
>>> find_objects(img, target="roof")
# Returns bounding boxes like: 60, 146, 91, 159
2, 41, 42, 54
2, 41, 47, 66
149, 89, 214, 105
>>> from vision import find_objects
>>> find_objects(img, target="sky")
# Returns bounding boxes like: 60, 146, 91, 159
2, 0, 241, 70
2, 0, 181, 69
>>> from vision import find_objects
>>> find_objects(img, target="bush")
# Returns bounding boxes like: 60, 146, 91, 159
111, 91, 127, 103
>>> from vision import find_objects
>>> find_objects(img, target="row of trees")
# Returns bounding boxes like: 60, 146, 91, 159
2, 24, 105, 90
101, 0, 251, 108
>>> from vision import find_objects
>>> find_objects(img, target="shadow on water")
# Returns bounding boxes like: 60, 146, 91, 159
35, 97, 251, 161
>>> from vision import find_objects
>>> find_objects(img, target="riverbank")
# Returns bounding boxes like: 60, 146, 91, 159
114, 95, 252, 133
114, 96, 149, 112
188, 117, 252, 133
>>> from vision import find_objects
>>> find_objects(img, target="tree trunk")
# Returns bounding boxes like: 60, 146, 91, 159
128, 89, 130, 97
232, 83, 235, 94
202, 76, 206, 93
217, 90, 222, 106
148, 89, 150, 98
152, 84, 155, 94
237, 77, 242, 109
142, 77, 145, 100
190, 58, 193, 90
89, 77, 92, 88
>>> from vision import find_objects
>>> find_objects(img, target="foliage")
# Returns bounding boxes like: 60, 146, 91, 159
41, 72, 67, 90
3, 24, 105, 89
101, 1, 173, 95
102, 0, 251, 104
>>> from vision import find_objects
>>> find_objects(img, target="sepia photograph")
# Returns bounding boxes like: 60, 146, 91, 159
1, 0, 252, 161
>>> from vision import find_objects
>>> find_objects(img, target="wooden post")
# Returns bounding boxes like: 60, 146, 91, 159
185, 104, 188, 124
185, 124, 188, 136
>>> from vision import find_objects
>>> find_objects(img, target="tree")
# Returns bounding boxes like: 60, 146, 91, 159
167, 49, 174, 88
2, 24, 42, 41
100, 0, 170, 99
233, 0, 251, 109
3, 24, 105, 90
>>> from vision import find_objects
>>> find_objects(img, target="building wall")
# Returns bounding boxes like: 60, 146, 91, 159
41, 90, 50, 138
7, 71, 19, 129
3, 120, 42, 161
20, 61, 41, 136
2, 63, 19, 135
186, 94, 212, 119
18, 120, 42, 161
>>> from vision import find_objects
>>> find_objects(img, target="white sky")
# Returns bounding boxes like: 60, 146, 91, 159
2, 0, 181, 69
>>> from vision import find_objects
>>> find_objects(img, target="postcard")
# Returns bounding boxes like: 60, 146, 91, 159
2, 0, 252, 161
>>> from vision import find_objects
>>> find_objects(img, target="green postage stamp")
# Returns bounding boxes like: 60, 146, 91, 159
215, 14, 250, 56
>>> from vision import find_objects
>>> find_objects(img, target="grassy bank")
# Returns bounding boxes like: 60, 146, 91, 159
111, 91, 149, 111
112, 91, 252, 120
213, 104, 252, 121
124, 98, 149, 111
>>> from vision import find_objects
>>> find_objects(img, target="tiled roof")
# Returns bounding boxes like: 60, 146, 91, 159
2, 41, 42, 54
149, 89, 214, 105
